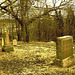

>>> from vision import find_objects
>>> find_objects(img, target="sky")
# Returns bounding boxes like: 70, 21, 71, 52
46, 0, 61, 7
0, 0, 3, 2
0, 0, 74, 7
32, 0, 61, 7
0, 0, 74, 19
0, 0, 61, 5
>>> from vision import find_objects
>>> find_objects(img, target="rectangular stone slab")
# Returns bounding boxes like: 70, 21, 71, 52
54, 56, 75, 67
56, 36, 73, 59
62, 56, 75, 67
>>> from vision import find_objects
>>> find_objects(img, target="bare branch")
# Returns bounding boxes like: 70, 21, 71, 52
27, 0, 73, 25
0, 0, 73, 26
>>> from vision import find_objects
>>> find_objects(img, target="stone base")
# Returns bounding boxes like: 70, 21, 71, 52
54, 56, 75, 67
2, 45, 13, 52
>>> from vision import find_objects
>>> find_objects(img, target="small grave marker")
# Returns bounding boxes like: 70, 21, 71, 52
13, 39, 17, 46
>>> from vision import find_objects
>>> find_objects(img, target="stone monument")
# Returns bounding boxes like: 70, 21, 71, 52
2, 31, 13, 52
54, 36, 75, 67
0, 38, 2, 51
2, 38, 4, 47
5, 32, 10, 45
0, 37, 4, 52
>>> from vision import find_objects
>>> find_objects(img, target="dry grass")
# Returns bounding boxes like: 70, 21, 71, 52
0, 42, 75, 75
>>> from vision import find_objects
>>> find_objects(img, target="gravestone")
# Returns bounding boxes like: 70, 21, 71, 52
54, 36, 75, 67
2, 38, 4, 47
0, 38, 4, 52
13, 39, 17, 46
0, 38, 2, 51
5, 32, 10, 45
2, 31, 13, 52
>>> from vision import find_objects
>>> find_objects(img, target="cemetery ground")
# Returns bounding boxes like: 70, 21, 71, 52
0, 41, 75, 75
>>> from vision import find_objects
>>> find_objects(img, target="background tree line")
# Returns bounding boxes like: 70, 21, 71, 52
0, 0, 75, 42
30, 6, 75, 42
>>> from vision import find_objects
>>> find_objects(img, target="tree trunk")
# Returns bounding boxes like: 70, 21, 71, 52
12, 23, 14, 40
17, 24, 21, 41
38, 20, 41, 41
21, 23, 29, 42
25, 24, 29, 43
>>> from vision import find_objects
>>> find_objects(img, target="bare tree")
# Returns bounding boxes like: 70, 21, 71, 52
0, 0, 73, 42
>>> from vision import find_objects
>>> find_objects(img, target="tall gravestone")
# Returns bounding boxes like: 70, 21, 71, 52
5, 32, 10, 45
2, 31, 13, 52
2, 38, 4, 47
0, 38, 4, 52
54, 36, 75, 67
0, 38, 2, 52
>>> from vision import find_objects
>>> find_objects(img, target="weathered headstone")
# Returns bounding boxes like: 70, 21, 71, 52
5, 32, 10, 45
2, 31, 13, 52
0, 37, 4, 51
54, 36, 75, 67
47, 41, 56, 47
13, 39, 17, 46
2, 38, 4, 47
0, 38, 2, 51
